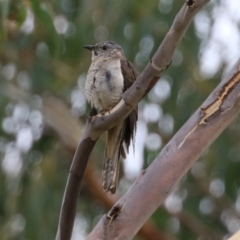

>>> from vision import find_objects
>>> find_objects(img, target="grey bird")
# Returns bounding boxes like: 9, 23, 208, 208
84, 41, 138, 194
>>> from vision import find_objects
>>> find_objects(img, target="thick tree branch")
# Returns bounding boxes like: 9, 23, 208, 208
87, 59, 240, 239
228, 231, 240, 240
42, 97, 177, 240
55, 0, 210, 239
1, 84, 176, 240
55, 131, 97, 240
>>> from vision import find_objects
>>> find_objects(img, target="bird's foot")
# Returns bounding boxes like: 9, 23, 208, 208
99, 107, 113, 116
89, 107, 98, 117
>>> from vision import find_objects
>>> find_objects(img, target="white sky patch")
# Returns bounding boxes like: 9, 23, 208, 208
124, 23, 134, 40
94, 25, 109, 42
54, 15, 69, 35
145, 133, 162, 150
29, 110, 43, 128
197, 0, 240, 79
172, 49, 183, 66
1, 63, 16, 81
36, 42, 49, 58
165, 187, 188, 214
191, 161, 206, 178
17, 71, 31, 90
221, 210, 240, 234
1, 143, 22, 178
71, 88, 86, 116
135, 35, 154, 67
199, 197, 215, 215
158, 0, 173, 14
16, 127, 33, 152
21, 8, 34, 34
158, 113, 174, 136
143, 103, 162, 123
28, 110, 43, 140
199, 41, 222, 79
221, 0, 240, 22
209, 178, 225, 198
194, 11, 211, 40
13, 102, 30, 123
2, 117, 17, 134
5, 214, 26, 236
124, 120, 147, 179
164, 191, 183, 214
149, 78, 171, 103
166, 217, 180, 234
71, 214, 88, 240
139, 35, 154, 55
212, 9, 240, 66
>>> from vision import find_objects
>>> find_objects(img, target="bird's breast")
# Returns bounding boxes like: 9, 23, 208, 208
85, 58, 124, 112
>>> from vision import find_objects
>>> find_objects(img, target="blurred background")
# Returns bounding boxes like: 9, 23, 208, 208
1, 0, 240, 239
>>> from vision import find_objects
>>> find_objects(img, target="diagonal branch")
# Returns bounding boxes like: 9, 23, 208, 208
87, 59, 240, 239
56, 0, 210, 239
42, 96, 178, 240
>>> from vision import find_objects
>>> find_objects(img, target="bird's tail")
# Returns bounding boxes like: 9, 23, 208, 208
102, 109, 137, 194
102, 123, 124, 194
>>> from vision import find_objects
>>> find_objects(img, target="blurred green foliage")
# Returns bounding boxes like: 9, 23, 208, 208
0, 0, 240, 239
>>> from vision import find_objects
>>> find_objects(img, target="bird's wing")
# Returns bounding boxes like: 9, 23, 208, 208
102, 58, 138, 194
120, 58, 138, 154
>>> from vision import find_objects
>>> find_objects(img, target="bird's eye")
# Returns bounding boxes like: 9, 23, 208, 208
102, 45, 108, 51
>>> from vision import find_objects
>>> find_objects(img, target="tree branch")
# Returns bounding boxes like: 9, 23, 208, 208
55, 0, 210, 239
1, 84, 177, 240
42, 96, 177, 240
55, 130, 97, 240
87, 59, 240, 239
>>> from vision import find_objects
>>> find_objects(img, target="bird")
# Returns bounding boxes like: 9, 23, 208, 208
84, 41, 138, 194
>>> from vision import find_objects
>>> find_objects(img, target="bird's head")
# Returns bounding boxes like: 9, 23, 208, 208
83, 41, 124, 60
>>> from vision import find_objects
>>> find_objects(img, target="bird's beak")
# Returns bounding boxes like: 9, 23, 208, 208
83, 45, 94, 51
